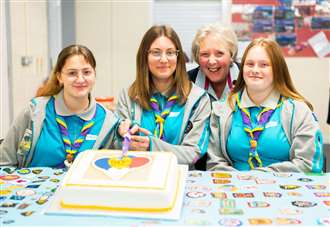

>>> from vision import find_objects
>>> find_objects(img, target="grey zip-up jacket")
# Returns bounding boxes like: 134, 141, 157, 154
116, 83, 211, 169
207, 97, 324, 173
0, 95, 119, 168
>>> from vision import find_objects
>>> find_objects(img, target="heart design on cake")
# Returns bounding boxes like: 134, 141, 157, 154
93, 155, 151, 180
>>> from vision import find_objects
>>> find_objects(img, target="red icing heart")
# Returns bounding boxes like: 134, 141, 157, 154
129, 157, 150, 168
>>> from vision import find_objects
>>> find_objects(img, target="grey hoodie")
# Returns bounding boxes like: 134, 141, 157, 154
116, 83, 211, 169
0, 93, 119, 168
207, 96, 324, 173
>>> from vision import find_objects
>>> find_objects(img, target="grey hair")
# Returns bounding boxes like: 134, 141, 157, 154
191, 22, 238, 64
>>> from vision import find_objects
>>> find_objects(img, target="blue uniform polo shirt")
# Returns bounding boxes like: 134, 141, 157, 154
140, 92, 185, 145
226, 90, 290, 170
30, 95, 106, 167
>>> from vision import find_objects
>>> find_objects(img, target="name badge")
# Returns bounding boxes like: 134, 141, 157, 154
169, 112, 180, 117
86, 134, 98, 141
265, 121, 278, 128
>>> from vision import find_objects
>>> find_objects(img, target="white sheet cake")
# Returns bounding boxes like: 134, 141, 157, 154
57, 150, 181, 212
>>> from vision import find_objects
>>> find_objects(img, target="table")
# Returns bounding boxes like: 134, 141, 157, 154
0, 167, 329, 226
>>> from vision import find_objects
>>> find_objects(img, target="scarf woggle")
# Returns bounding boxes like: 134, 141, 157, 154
235, 93, 282, 169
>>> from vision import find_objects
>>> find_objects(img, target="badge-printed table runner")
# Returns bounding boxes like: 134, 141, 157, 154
0, 167, 329, 226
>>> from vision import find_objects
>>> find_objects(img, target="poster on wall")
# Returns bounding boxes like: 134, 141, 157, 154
232, 0, 330, 57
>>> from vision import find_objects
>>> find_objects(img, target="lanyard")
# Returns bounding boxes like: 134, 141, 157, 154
56, 109, 96, 167
235, 93, 282, 169
203, 71, 233, 92
150, 94, 178, 141
227, 72, 233, 90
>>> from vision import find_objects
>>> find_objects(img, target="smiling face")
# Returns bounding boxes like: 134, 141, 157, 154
148, 36, 177, 87
198, 34, 232, 84
57, 54, 95, 101
243, 45, 274, 95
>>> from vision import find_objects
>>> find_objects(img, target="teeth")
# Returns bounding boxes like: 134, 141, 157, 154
208, 68, 219, 72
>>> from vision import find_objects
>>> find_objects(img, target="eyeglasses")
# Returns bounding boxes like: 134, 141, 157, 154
148, 49, 179, 60
61, 69, 94, 80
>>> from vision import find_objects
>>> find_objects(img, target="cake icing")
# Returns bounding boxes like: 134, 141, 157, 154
57, 150, 181, 211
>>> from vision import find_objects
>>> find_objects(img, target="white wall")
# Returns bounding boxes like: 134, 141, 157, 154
0, 2, 10, 138
75, 1, 152, 100
287, 58, 330, 143
9, 1, 48, 119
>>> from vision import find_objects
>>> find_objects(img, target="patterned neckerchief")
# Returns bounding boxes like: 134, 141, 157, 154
235, 93, 283, 169
55, 109, 96, 166
150, 93, 178, 141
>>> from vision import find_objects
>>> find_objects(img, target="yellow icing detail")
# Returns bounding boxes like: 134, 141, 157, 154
108, 156, 132, 169
60, 168, 181, 212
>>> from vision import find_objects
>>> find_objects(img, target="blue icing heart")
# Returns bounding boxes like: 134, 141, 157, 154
94, 158, 110, 170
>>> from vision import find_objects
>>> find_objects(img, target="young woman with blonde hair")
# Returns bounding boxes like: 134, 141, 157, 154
208, 38, 323, 173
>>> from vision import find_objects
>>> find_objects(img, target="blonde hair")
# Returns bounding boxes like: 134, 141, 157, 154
228, 38, 313, 110
191, 22, 238, 64
128, 25, 191, 110
36, 45, 96, 97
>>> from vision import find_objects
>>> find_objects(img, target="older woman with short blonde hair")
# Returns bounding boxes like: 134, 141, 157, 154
189, 23, 239, 102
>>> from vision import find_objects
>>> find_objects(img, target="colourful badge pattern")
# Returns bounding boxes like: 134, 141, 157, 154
317, 217, 330, 225
279, 208, 303, 215
279, 185, 301, 190
213, 179, 231, 184
314, 192, 330, 197
233, 193, 254, 198
291, 200, 317, 208
255, 178, 276, 184
217, 185, 238, 192
17, 169, 31, 175
218, 218, 242, 227
186, 191, 206, 199
0, 168, 328, 226
247, 201, 270, 208
0, 175, 20, 181
287, 191, 302, 197
305, 185, 327, 190
211, 172, 232, 178
275, 218, 301, 225
211, 192, 227, 199
297, 177, 313, 182
248, 218, 272, 225
263, 192, 282, 198
323, 201, 330, 206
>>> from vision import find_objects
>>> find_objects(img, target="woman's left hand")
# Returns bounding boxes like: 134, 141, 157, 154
130, 127, 151, 151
